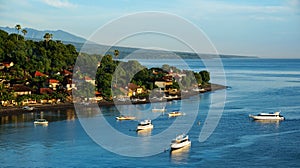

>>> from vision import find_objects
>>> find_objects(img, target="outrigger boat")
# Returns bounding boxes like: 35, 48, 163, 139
249, 111, 284, 120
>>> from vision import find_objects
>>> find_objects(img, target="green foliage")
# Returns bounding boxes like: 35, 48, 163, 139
0, 29, 78, 74
200, 70, 210, 84
194, 72, 202, 85
73, 81, 95, 99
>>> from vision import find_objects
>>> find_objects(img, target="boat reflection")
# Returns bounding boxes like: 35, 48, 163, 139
0, 108, 77, 125
170, 143, 191, 164
254, 119, 281, 124
137, 129, 152, 137
253, 119, 281, 129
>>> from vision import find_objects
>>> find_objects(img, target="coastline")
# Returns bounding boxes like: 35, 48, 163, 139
0, 83, 227, 117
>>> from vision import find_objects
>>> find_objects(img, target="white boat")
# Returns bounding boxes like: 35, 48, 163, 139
168, 111, 184, 117
152, 107, 166, 112
249, 111, 285, 120
170, 134, 191, 150
22, 106, 34, 111
136, 120, 153, 131
34, 119, 48, 125
116, 115, 136, 120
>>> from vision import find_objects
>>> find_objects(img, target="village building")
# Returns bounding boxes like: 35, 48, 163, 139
11, 84, 32, 97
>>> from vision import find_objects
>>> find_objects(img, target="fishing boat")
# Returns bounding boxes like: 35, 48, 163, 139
168, 111, 184, 117
34, 119, 48, 125
136, 120, 153, 131
170, 134, 191, 150
115, 115, 136, 120
152, 107, 166, 112
249, 111, 284, 120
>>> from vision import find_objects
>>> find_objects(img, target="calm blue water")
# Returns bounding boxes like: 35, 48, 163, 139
1, 58, 300, 167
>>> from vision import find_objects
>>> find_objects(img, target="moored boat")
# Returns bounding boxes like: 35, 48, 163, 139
170, 134, 191, 150
152, 107, 166, 112
34, 119, 48, 125
249, 111, 284, 120
168, 111, 184, 117
116, 115, 136, 120
136, 120, 153, 131
22, 106, 34, 111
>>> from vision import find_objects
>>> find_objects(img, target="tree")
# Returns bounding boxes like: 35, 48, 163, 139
43, 33, 53, 42
15, 24, 21, 41
114, 49, 119, 58
21, 29, 27, 39
194, 72, 202, 85
200, 70, 210, 84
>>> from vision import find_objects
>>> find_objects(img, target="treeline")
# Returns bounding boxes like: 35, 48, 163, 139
0, 29, 78, 76
89, 54, 210, 100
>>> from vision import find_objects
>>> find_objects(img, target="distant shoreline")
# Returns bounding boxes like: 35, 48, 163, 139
0, 84, 227, 117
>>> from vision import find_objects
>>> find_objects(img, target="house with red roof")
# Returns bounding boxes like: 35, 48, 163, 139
0, 62, 14, 70
84, 76, 95, 86
65, 78, 76, 91
62, 69, 72, 77
11, 84, 32, 97
48, 79, 60, 90
34, 71, 48, 77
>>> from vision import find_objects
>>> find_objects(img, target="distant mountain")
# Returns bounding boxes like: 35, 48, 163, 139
0, 26, 87, 43
0, 26, 257, 59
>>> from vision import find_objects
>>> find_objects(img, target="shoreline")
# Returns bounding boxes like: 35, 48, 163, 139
0, 84, 227, 117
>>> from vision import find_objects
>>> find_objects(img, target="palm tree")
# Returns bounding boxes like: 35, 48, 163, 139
21, 29, 27, 39
15, 24, 21, 41
43, 33, 53, 42
114, 49, 119, 58
43, 33, 53, 47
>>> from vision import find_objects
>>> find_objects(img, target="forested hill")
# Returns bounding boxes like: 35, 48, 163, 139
0, 29, 78, 75
0, 26, 86, 43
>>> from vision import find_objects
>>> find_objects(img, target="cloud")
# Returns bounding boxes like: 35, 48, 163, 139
41, 0, 77, 8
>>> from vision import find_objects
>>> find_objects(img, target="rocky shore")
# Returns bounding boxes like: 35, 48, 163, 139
0, 84, 227, 116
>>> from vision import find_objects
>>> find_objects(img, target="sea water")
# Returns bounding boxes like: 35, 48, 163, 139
0, 58, 299, 167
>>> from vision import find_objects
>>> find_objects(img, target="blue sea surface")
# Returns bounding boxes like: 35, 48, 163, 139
0, 58, 300, 167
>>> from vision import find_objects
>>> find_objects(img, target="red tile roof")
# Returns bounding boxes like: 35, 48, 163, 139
34, 71, 47, 77
40, 88, 54, 94
128, 83, 138, 90
84, 76, 92, 81
12, 85, 32, 92
49, 79, 59, 83
62, 69, 72, 76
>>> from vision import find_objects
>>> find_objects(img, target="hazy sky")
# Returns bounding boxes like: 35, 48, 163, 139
1, 0, 300, 58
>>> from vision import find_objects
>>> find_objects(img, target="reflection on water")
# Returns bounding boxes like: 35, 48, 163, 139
253, 119, 281, 129
254, 120, 281, 124
34, 123, 48, 127
137, 129, 152, 137
170, 144, 191, 164
0, 108, 77, 125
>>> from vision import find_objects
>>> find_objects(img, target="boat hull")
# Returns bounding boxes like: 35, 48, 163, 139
34, 122, 48, 125
249, 115, 285, 120
171, 140, 191, 150
136, 124, 153, 131
168, 112, 184, 117
116, 116, 136, 120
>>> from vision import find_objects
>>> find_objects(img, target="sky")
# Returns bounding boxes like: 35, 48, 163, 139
0, 0, 300, 58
